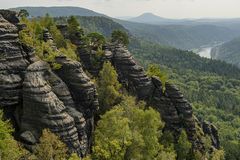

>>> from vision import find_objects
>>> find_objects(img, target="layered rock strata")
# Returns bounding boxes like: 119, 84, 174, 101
107, 44, 219, 151
0, 11, 95, 156
21, 61, 87, 155
55, 55, 99, 149
0, 13, 29, 124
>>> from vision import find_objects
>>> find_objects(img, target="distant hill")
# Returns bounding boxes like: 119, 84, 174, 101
129, 13, 180, 25
11, 6, 106, 17
117, 19, 239, 49
211, 37, 240, 68
55, 16, 128, 37
12, 6, 240, 50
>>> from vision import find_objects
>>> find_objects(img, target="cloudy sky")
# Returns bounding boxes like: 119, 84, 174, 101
0, 0, 240, 19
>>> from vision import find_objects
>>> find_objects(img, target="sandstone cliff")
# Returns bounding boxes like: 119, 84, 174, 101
0, 10, 219, 157
0, 10, 98, 156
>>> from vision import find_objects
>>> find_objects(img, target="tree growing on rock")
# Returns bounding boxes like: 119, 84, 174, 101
86, 32, 106, 50
67, 16, 84, 41
34, 129, 68, 160
175, 130, 192, 160
147, 64, 168, 90
97, 61, 122, 114
18, 9, 29, 18
93, 96, 176, 160
0, 110, 26, 160
111, 30, 129, 46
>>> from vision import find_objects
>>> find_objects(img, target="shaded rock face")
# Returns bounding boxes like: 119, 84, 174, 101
0, 9, 220, 156
0, 11, 94, 156
110, 44, 153, 100
0, 14, 29, 123
21, 61, 87, 155
0, 10, 19, 24
105, 44, 220, 151
54, 55, 99, 149
202, 121, 220, 149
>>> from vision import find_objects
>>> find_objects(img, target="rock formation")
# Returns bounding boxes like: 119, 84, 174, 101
0, 11, 96, 156
0, 12, 29, 122
106, 44, 220, 151
54, 55, 99, 149
21, 61, 87, 155
0, 9, 220, 157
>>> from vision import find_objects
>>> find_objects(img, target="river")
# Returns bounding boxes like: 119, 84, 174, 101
196, 47, 212, 58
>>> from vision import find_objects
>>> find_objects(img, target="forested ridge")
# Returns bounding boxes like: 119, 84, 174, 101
0, 9, 238, 160
129, 40, 240, 160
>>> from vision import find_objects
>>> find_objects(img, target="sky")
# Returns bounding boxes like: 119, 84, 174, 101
1, 0, 240, 19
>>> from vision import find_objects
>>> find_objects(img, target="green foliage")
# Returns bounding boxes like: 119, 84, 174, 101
55, 16, 128, 37
90, 49, 104, 69
39, 13, 54, 30
19, 14, 78, 66
86, 32, 105, 50
212, 37, 240, 68
98, 61, 122, 114
193, 103, 240, 160
67, 16, 84, 40
129, 38, 240, 158
147, 64, 168, 90
68, 153, 81, 160
210, 149, 225, 160
34, 129, 68, 160
93, 96, 176, 160
0, 110, 26, 160
175, 130, 192, 160
49, 24, 67, 48
18, 9, 29, 18
119, 20, 237, 50
111, 30, 129, 46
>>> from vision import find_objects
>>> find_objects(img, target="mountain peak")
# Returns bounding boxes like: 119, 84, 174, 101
129, 12, 172, 24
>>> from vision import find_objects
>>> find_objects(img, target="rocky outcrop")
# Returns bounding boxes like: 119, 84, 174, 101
202, 121, 220, 149
0, 9, 220, 157
54, 55, 99, 149
21, 61, 87, 155
110, 44, 153, 100
0, 11, 95, 156
0, 13, 29, 125
106, 44, 219, 151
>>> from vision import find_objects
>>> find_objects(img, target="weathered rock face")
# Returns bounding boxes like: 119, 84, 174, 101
0, 11, 95, 156
0, 14, 29, 124
0, 9, 220, 156
21, 60, 87, 155
110, 44, 153, 100
202, 121, 220, 149
105, 44, 220, 151
54, 55, 99, 149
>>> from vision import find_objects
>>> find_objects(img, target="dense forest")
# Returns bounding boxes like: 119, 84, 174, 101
0, 10, 227, 160
128, 40, 240, 160
211, 37, 240, 68
2, 6, 240, 159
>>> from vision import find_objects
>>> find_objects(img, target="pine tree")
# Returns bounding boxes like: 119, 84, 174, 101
111, 30, 129, 46
67, 16, 84, 40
